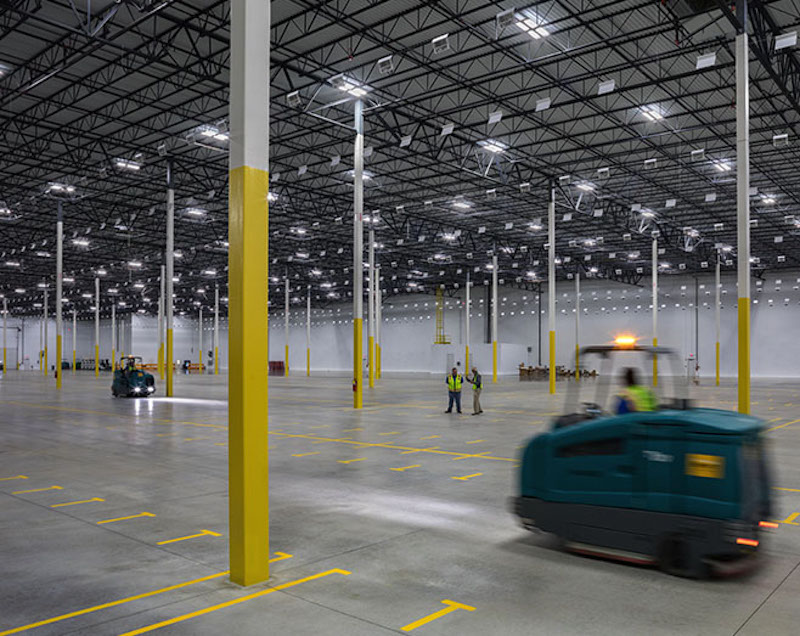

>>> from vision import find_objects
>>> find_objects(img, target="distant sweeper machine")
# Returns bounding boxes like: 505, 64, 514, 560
112, 356, 156, 397
513, 339, 773, 578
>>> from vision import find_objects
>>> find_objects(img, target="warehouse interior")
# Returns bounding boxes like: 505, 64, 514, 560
2, 1, 800, 634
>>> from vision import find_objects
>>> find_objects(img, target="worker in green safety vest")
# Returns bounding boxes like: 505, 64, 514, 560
466, 366, 484, 416
616, 367, 658, 414
445, 367, 463, 414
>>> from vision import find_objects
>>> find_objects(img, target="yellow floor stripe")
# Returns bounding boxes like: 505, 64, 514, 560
51, 498, 105, 508
767, 418, 800, 433
117, 569, 350, 636
401, 600, 476, 632
12, 486, 62, 495
0, 475, 28, 481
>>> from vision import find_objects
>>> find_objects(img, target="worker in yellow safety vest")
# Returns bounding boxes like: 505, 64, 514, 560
445, 367, 463, 414
616, 367, 658, 414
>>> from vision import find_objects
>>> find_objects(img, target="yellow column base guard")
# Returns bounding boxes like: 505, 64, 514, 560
306, 348, 310, 377
377, 345, 381, 379
2, 348, 5, 375
285, 344, 289, 377
492, 341, 497, 383
575, 344, 580, 383
94, 345, 99, 378
158, 345, 164, 380
166, 329, 174, 397
353, 318, 363, 409
72, 351, 76, 374
465, 345, 470, 370
44, 348, 48, 375
716, 341, 720, 387
549, 331, 556, 395
368, 335, 374, 388
738, 298, 750, 414
215, 346, 219, 375
112, 349, 116, 372
56, 335, 62, 389
652, 337, 658, 387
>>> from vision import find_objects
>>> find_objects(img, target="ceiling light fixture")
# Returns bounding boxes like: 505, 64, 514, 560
516, 15, 549, 39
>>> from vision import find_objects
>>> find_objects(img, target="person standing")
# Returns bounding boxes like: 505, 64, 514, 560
445, 367, 463, 414
466, 366, 483, 415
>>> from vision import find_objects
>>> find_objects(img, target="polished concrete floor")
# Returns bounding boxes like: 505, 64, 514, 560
1, 370, 800, 635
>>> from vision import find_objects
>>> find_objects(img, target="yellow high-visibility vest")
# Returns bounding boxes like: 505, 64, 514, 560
447, 374, 462, 391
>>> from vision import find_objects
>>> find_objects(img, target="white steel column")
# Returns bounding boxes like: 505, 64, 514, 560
376, 265, 382, 379
353, 99, 364, 409
652, 238, 658, 386
72, 308, 76, 373
158, 264, 165, 379
111, 302, 116, 370
284, 274, 289, 376
575, 272, 580, 382
56, 203, 63, 388
465, 271, 470, 369
39, 311, 43, 372
736, 13, 751, 414
94, 277, 99, 377
166, 160, 175, 397
199, 307, 204, 370
716, 252, 721, 387
306, 287, 311, 377
368, 224, 375, 388
491, 253, 498, 383
214, 285, 219, 375
548, 186, 556, 395
43, 288, 48, 375
2, 298, 6, 375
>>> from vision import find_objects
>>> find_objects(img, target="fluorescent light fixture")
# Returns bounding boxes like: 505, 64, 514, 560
96, 268, 107, 275
480, 139, 508, 153
330, 74, 369, 98
15, 288, 25, 293
35, 251, 51, 257
713, 160, 731, 172
665, 199, 676, 208
432, 33, 450, 54
310, 269, 322, 276
109, 288, 119, 294
347, 169, 373, 181
47, 182, 76, 194
535, 96, 552, 112
296, 251, 309, 259
576, 182, 595, 192
452, 198, 471, 210
63, 277, 74, 283
529, 222, 543, 231
133, 282, 145, 289
641, 210, 656, 218
775, 31, 797, 51
202, 269, 217, 276
641, 105, 664, 121
81, 293, 92, 298
399, 135, 412, 148
516, 16, 549, 39
185, 207, 207, 216
597, 79, 615, 95
378, 55, 394, 74
128, 260, 142, 268
286, 90, 301, 107
488, 111, 502, 125
440, 123, 454, 136
696, 52, 717, 69
773, 133, 789, 147
115, 158, 141, 171
763, 196, 776, 204
72, 238, 89, 247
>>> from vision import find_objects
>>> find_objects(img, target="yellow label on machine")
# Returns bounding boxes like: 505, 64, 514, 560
685, 454, 725, 479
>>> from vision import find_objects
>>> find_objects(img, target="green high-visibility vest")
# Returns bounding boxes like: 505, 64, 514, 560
447, 374, 462, 391
626, 385, 657, 412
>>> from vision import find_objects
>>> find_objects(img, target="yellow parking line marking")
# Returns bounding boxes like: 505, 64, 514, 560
401, 600, 476, 632
214, 442, 227, 446
97, 512, 155, 525
400, 447, 439, 455
767, 418, 800, 432
778, 512, 800, 526
420, 435, 440, 440
452, 473, 483, 481
390, 465, 421, 472
291, 452, 320, 458
775, 487, 800, 492
465, 440, 485, 444
117, 569, 350, 636
338, 458, 367, 464
12, 485, 62, 495
0, 553, 295, 636
378, 431, 401, 436
343, 427, 363, 432
0, 475, 28, 481
51, 498, 105, 508
157, 529, 222, 545
269, 432, 515, 463
452, 452, 491, 461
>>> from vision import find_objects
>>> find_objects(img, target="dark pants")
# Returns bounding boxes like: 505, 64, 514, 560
447, 391, 462, 413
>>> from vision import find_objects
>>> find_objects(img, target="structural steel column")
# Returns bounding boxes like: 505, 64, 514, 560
353, 99, 364, 409
548, 186, 556, 395
575, 272, 580, 382
39, 312, 42, 372
284, 275, 289, 376
652, 238, 658, 387
465, 271, 470, 369
72, 308, 76, 373
491, 254, 498, 383
43, 288, 48, 374
376, 265, 382, 379
306, 287, 311, 377
736, 13, 751, 414
228, 0, 270, 587
368, 225, 375, 388
198, 307, 203, 370
111, 302, 116, 371
2, 298, 6, 375
56, 204, 63, 388
166, 159, 175, 397
158, 264, 165, 379
716, 253, 721, 387
214, 284, 220, 375
94, 278, 99, 377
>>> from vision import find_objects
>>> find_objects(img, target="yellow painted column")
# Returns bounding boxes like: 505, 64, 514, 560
158, 344, 164, 379
228, 0, 270, 587
653, 337, 658, 387
738, 299, 750, 414
465, 345, 470, 372
166, 330, 173, 396
352, 98, 364, 410
716, 341, 720, 387
368, 335, 374, 388
284, 344, 289, 377
492, 341, 498, 383
215, 347, 219, 376
94, 344, 99, 378
306, 348, 310, 377
56, 336, 62, 388
112, 348, 116, 372
72, 349, 76, 374
575, 345, 580, 383
377, 344, 381, 378
492, 254, 498, 383
354, 318, 363, 408
547, 185, 556, 395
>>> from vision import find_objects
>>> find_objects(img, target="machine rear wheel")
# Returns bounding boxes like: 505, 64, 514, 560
659, 534, 709, 578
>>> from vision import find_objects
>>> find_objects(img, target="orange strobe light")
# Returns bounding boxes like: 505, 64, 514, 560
736, 538, 759, 547
759, 521, 779, 529
614, 335, 637, 347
